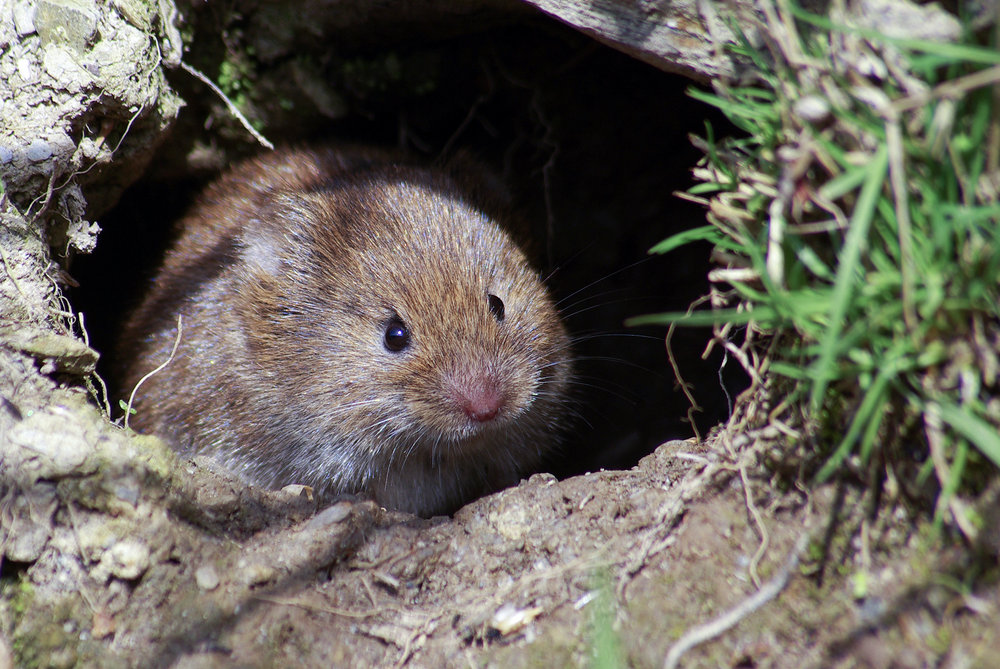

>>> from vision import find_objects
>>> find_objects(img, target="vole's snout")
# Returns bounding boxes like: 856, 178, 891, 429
451, 373, 505, 423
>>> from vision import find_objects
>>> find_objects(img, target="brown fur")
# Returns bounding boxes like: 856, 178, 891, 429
117, 146, 573, 516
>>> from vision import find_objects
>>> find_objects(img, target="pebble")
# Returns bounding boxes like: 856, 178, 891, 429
9, 408, 95, 479
108, 540, 150, 580
279, 484, 314, 501
306, 501, 351, 529
13, 2, 36, 36
195, 564, 220, 591
26, 139, 52, 162
240, 563, 275, 586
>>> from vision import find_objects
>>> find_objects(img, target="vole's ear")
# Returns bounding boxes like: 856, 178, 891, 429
237, 192, 314, 279
239, 225, 283, 278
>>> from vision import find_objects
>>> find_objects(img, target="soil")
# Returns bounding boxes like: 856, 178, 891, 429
6, 408, 999, 668
3, 1, 999, 667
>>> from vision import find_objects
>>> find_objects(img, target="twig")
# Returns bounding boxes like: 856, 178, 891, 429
708, 267, 760, 283
532, 89, 558, 267
91, 370, 113, 421
439, 63, 494, 159
993, 7, 1000, 177
24, 103, 147, 229
892, 64, 1000, 113
256, 595, 382, 619
124, 315, 183, 429
662, 532, 810, 669
61, 104, 146, 184
766, 172, 789, 288
721, 336, 763, 388
179, 61, 275, 150
394, 615, 443, 669
665, 295, 713, 442
78, 311, 113, 419
738, 463, 769, 589
26, 168, 59, 221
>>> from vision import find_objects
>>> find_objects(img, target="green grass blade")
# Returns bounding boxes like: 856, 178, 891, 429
809, 145, 889, 412
819, 164, 871, 202
935, 402, 1000, 469
815, 356, 895, 482
649, 225, 723, 254
626, 306, 779, 328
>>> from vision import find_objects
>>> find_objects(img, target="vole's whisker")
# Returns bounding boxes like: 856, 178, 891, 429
553, 256, 655, 309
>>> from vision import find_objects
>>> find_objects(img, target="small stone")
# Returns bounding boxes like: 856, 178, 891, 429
854, 0, 960, 42
77, 137, 102, 160
195, 564, 220, 591
279, 484, 314, 501
90, 609, 116, 639
65, 217, 101, 255
241, 563, 275, 586
487, 499, 530, 542
0, 146, 12, 164
13, 2, 36, 36
0, 326, 100, 375
111, 0, 152, 31
306, 501, 351, 529
9, 408, 96, 479
43, 44, 94, 91
527, 472, 557, 486
16, 56, 36, 83
108, 540, 149, 580
26, 139, 52, 162
35, 0, 98, 53
114, 484, 140, 507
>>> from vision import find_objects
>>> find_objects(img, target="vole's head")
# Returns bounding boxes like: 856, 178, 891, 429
236, 166, 573, 466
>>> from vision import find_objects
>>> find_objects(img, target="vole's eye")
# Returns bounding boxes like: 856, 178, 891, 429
383, 318, 410, 352
487, 294, 505, 322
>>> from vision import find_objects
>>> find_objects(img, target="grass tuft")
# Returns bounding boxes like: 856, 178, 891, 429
634, 2, 1000, 536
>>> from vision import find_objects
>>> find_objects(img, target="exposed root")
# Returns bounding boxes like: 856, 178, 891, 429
661, 531, 811, 669
124, 314, 183, 429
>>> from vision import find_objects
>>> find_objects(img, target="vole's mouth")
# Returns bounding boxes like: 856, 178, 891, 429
442, 416, 508, 442
409, 410, 520, 450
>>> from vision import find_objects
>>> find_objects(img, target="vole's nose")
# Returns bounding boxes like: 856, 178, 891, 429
451, 373, 505, 423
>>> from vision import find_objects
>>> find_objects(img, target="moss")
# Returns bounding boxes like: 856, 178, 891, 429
2, 576, 35, 617
335, 50, 441, 99
128, 434, 179, 484
9, 593, 87, 669
217, 45, 258, 100
486, 624, 581, 669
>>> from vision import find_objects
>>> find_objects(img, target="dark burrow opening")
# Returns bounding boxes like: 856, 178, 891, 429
70, 13, 745, 486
